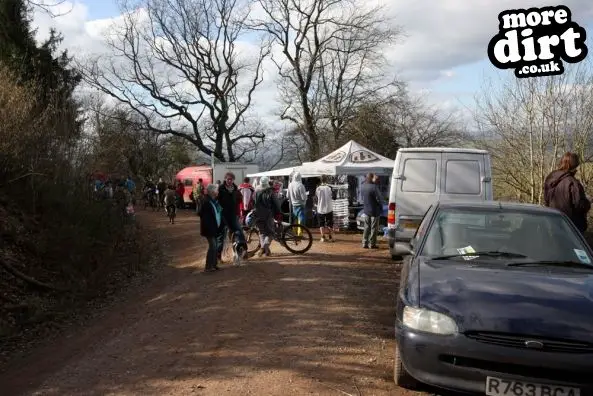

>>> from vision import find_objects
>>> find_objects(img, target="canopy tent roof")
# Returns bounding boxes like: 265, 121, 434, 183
296, 140, 394, 177
246, 166, 295, 178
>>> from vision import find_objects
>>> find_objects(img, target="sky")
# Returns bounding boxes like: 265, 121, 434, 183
31, 0, 593, 127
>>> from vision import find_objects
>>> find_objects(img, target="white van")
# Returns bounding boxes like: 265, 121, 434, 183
387, 147, 493, 258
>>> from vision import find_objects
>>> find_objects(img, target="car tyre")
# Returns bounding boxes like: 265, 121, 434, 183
394, 344, 417, 389
391, 254, 403, 261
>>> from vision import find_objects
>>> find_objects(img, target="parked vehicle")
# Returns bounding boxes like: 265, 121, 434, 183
175, 163, 259, 205
394, 200, 593, 395
387, 147, 492, 259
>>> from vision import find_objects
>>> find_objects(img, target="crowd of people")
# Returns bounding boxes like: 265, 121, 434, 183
91, 151, 592, 275
91, 175, 137, 218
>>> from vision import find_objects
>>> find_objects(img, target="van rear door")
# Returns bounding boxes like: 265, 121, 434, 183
394, 152, 441, 238
440, 152, 489, 202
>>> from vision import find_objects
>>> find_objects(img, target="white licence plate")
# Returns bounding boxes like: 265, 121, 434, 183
486, 376, 580, 396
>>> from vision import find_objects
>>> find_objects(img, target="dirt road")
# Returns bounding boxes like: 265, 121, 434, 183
0, 210, 435, 396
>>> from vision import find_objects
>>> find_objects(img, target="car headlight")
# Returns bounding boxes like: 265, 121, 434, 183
402, 306, 458, 335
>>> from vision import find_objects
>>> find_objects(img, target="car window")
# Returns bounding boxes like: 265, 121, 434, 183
419, 208, 591, 263
411, 205, 434, 248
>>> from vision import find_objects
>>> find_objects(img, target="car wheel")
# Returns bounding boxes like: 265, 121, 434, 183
394, 344, 417, 389
391, 254, 403, 261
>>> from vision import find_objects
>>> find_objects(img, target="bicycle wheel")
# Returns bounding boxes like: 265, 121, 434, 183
281, 224, 313, 254
243, 226, 261, 257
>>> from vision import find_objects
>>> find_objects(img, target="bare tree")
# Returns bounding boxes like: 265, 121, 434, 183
248, 128, 306, 170
248, 0, 399, 160
27, 0, 73, 17
341, 89, 466, 159
386, 93, 466, 148
474, 59, 593, 203
318, 8, 401, 145
78, 0, 270, 162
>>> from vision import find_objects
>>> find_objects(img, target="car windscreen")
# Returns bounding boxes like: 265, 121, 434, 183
419, 208, 592, 264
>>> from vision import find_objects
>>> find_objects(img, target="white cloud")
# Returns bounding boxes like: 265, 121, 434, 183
31, 0, 593, 130
385, 0, 593, 82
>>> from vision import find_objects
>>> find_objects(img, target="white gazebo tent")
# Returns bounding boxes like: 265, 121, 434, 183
296, 140, 394, 177
294, 140, 394, 229
246, 166, 295, 178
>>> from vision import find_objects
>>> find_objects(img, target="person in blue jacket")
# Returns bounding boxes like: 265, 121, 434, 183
360, 172, 383, 248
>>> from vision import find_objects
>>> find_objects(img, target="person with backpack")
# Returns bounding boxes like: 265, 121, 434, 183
315, 175, 334, 242
254, 176, 281, 256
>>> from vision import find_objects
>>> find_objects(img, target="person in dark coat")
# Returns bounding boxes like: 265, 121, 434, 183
199, 184, 223, 272
361, 172, 383, 248
544, 152, 591, 233
254, 176, 281, 256
216, 172, 247, 259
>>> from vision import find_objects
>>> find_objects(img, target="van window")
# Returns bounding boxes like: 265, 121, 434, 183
401, 159, 437, 193
444, 160, 480, 194
184, 179, 193, 186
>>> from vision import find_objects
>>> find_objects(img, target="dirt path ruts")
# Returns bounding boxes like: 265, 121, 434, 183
0, 209, 432, 396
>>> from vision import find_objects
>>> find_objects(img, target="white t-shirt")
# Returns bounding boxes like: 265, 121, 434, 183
315, 184, 333, 214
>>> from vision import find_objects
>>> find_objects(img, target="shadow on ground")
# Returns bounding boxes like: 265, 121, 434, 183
0, 210, 445, 396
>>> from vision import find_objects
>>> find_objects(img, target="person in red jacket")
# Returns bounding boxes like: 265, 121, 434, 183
238, 177, 255, 223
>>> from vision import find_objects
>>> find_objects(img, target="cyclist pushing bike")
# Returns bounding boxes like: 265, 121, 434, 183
253, 176, 281, 256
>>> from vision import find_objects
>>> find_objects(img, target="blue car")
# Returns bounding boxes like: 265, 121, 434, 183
394, 200, 593, 394
356, 204, 388, 231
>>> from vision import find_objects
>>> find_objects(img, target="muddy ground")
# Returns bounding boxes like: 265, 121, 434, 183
0, 209, 441, 396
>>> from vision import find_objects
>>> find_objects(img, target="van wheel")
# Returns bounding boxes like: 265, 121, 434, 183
391, 254, 403, 261
394, 345, 417, 389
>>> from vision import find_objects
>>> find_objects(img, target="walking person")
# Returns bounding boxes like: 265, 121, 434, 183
216, 172, 248, 260
361, 172, 383, 248
239, 177, 255, 223
175, 181, 185, 208
315, 175, 334, 242
198, 184, 223, 272
544, 152, 591, 234
193, 178, 204, 215
163, 184, 177, 224
254, 176, 281, 256
287, 172, 307, 235
157, 177, 167, 208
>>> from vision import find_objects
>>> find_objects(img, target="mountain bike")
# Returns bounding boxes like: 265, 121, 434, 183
241, 211, 313, 255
